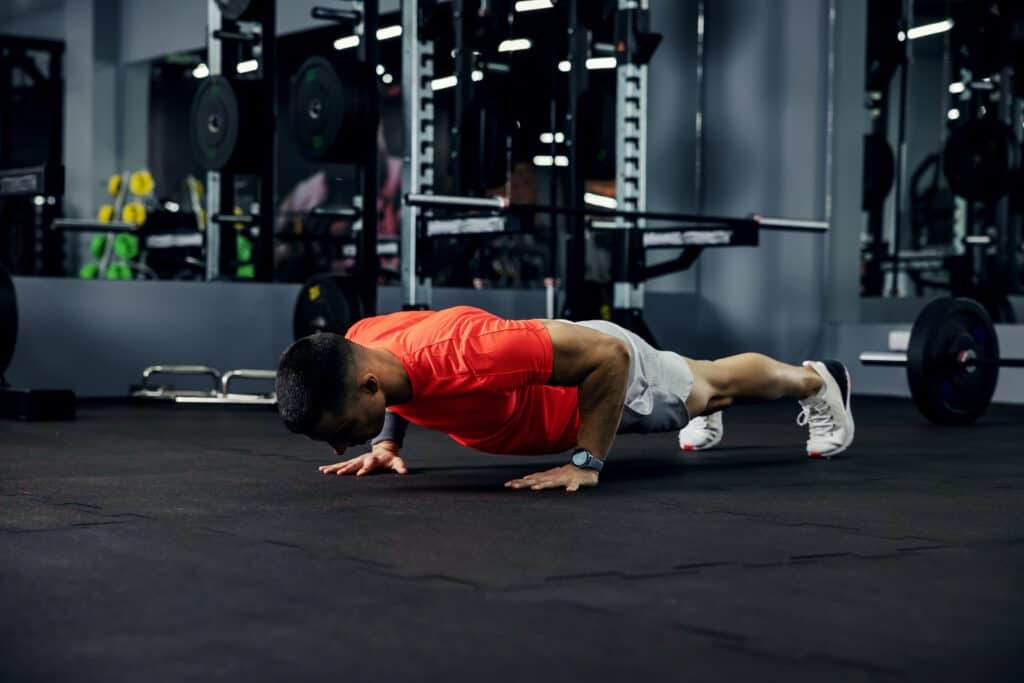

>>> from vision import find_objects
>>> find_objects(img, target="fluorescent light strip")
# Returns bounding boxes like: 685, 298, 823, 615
539, 132, 566, 144
533, 155, 569, 167
236, 59, 259, 74
376, 64, 386, 75
334, 35, 360, 51
498, 38, 532, 53
431, 75, 458, 91
376, 25, 403, 40
948, 82, 965, 94
558, 60, 572, 73
515, 0, 554, 11
382, 73, 394, 84
584, 192, 617, 209
586, 56, 617, 70
192, 63, 210, 79
906, 19, 954, 40
472, 70, 484, 82
947, 108, 960, 121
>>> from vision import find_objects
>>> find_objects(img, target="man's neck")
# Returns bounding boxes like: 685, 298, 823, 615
364, 346, 412, 405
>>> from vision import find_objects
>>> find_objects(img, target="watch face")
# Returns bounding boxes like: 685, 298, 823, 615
572, 451, 588, 467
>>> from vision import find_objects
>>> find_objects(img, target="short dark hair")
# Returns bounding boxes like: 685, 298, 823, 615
275, 333, 356, 434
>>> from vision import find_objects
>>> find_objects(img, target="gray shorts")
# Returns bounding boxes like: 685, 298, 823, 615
573, 320, 693, 434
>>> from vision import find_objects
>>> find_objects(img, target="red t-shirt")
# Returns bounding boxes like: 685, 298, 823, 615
345, 306, 580, 454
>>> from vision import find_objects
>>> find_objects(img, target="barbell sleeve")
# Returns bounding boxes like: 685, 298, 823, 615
859, 352, 908, 366
406, 193, 509, 211
754, 216, 830, 232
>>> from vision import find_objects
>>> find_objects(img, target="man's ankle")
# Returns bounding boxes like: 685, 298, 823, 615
801, 366, 825, 400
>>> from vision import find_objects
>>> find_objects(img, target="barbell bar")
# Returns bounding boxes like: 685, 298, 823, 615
860, 351, 1024, 368
404, 193, 829, 232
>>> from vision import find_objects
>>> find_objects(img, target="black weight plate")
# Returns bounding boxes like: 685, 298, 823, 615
293, 275, 365, 340
0, 262, 17, 379
190, 76, 240, 171
943, 118, 1019, 202
907, 297, 999, 425
862, 133, 895, 210
216, 0, 254, 21
291, 57, 374, 163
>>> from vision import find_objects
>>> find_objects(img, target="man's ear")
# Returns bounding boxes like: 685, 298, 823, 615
360, 373, 379, 395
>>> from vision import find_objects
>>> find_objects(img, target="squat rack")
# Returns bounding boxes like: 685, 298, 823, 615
399, 1, 829, 345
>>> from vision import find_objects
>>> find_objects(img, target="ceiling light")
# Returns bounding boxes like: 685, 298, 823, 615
334, 35, 360, 51
585, 56, 617, 70
431, 75, 458, 91
515, 0, 554, 11
906, 19, 954, 40
498, 38, 532, 53
376, 25, 403, 40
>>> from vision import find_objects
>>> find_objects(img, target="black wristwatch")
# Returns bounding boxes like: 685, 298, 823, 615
570, 448, 604, 472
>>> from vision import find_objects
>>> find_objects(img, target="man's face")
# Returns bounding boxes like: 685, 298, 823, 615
309, 379, 387, 456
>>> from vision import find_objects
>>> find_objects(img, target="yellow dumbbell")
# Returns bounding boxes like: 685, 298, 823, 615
129, 170, 155, 197
122, 202, 148, 226
97, 205, 115, 224
107, 174, 122, 197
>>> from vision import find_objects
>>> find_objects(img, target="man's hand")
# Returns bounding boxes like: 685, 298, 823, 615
319, 441, 408, 477
504, 464, 599, 492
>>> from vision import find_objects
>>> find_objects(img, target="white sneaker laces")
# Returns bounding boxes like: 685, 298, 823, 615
797, 401, 834, 437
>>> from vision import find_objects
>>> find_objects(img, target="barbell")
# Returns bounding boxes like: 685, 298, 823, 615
860, 297, 1022, 425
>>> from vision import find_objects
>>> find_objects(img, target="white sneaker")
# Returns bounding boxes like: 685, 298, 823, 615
798, 360, 855, 459
678, 411, 724, 452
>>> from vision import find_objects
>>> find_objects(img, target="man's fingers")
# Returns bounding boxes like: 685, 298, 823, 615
320, 454, 366, 471
323, 460, 364, 475
566, 481, 580, 492
336, 461, 364, 475
390, 457, 408, 474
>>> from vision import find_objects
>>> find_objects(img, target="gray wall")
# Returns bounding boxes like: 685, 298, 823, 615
2, 2, 65, 40
695, 0, 832, 361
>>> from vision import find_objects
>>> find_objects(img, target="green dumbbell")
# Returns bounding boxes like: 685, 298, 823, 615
114, 233, 140, 261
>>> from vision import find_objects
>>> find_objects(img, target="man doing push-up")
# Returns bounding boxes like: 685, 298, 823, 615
274, 306, 854, 492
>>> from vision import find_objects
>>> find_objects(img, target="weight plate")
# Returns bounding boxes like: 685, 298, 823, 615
862, 134, 895, 210
291, 57, 374, 163
943, 118, 1020, 202
293, 275, 365, 340
215, 0, 255, 22
907, 297, 999, 425
190, 76, 241, 171
0, 262, 18, 380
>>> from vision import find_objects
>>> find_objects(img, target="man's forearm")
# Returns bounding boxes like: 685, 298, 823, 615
575, 351, 630, 461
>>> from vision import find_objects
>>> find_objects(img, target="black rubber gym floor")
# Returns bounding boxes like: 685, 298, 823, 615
2, 397, 1023, 682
